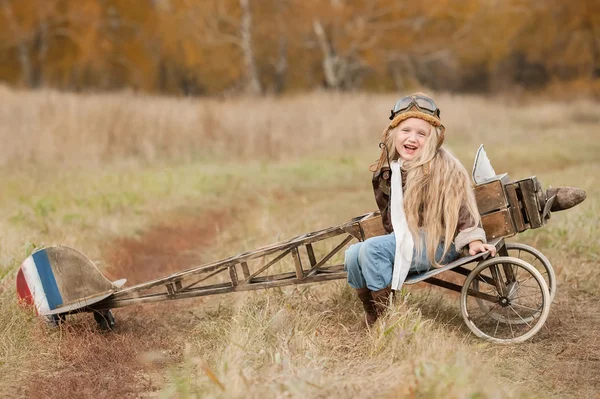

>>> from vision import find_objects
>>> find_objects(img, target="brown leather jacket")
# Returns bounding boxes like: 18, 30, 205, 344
372, 166, 486, 251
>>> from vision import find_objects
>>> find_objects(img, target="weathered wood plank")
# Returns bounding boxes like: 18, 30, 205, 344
481, 208, 516, 240
518, 178, 543, 228
229, 265, 238, 287
240, 262, 250, 279
341, 223, 363, 240
474, 174, 509, 215
306, 244, 317, 267
291, 247, 304, 280
102, 272, 348, 309
505, 183, 528, 232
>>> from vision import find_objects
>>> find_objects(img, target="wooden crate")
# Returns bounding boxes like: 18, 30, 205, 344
473, 173, 510, 215
481, 208, 516, 240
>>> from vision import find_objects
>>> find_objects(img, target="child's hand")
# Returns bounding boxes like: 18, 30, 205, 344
468, 240, 497, 256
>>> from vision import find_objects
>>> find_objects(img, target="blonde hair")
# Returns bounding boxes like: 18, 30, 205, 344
371, 120, 480, 265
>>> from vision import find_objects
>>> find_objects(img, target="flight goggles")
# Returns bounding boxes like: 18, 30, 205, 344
389, 95, 441, 120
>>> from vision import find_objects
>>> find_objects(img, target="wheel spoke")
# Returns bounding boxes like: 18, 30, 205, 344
507, 308, 515, 337
477, 273, 498, 295
494, 314, 501, 336
509, 305, 532, 327
511, 275, 534, 296
510, 302, 542, 313
512, 292, 543, 301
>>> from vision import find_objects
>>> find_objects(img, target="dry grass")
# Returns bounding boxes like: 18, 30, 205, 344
0, 87, 598, 398
2, 85, 596, 170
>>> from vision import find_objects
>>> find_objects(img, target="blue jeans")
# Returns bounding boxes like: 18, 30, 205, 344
344, 233, 460, 291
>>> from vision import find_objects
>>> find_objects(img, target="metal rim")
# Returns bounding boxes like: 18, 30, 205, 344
460, 256, 550, 344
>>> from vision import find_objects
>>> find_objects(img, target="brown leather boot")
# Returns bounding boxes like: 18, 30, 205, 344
371, 286, 392, 318
356, 287, 378, 326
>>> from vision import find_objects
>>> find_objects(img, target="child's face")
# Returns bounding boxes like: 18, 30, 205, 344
394, 118, 432, 161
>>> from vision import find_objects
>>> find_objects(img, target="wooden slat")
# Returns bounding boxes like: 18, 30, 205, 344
181, 267, 228, 291
474, 174, 509, 215
360, 215, 386, 239
518, 178, 543, 228
240, 262, 250, 279
504, 183, 528, 232
481, 208, 516, 240
341, 223, 363, 240
306, 244, 317, 267
291, 247, 304, 280
229, 265, 238, 287
101, 272, 348, 309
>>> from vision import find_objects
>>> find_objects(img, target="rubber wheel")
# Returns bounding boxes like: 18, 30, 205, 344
460, 256, 550, 344
93, 310, 116, 331
48, 313, 66, 327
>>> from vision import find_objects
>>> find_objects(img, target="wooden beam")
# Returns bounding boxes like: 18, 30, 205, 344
181, 267, 228, 291
229, 265, 238, 287
518, 178, 543, 228
241, 262, 250, 279
423, 277, 499, 303
505, 183, 528, 232
292, 247, 304, 280
306, 243, 317, 267
100, 272, 348, 309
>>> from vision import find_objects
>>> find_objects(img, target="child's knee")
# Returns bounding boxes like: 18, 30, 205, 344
344, 242, 362, 272
358, 236, 394, 264
358, 240, 379, 263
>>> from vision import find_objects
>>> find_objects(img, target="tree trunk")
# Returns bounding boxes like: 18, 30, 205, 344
273, 0, 287, 94
239, 0, 262, 95
312, 19, 345, 90
1, 0, 34, 87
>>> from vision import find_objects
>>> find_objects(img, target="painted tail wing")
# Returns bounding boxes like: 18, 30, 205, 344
16, 246, 126, 316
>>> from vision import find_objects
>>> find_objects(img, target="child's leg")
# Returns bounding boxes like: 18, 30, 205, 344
344, 242, 367, 289
357, 233, 396, 291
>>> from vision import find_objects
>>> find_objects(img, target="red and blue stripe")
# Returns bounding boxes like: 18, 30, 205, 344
17, 249, 64, 315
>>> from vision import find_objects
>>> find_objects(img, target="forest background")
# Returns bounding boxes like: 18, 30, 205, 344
1, 0, 600, 97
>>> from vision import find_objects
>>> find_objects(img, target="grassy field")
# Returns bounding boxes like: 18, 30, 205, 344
0, 87, 598, 398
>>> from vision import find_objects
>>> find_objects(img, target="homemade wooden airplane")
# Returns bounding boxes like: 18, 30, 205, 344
16, 146, 586, 343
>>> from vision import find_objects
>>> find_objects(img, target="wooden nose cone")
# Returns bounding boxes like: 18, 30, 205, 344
546, 187, 587, 212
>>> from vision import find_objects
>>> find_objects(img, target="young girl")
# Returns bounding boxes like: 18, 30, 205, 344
345, 93, 497, 326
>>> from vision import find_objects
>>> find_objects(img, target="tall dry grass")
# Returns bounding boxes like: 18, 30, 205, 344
2, 85, 598, 170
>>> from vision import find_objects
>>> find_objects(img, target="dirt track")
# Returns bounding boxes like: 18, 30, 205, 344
24, 209, 600, 398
